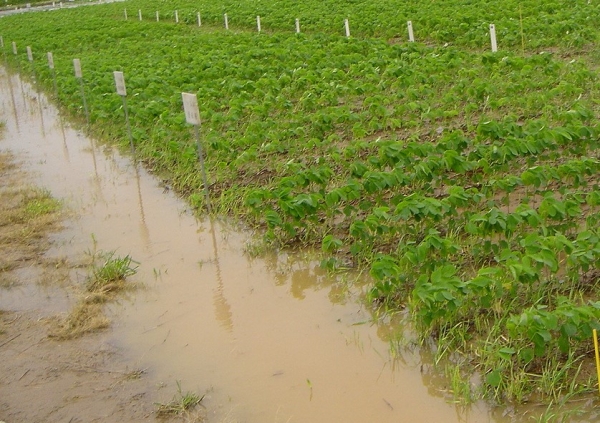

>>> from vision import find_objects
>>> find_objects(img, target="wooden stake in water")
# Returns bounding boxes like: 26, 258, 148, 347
295, 18, 300, 33
182, 92, 211, 212
224, 13, 229, 30
175, 10, 179, 23
113, 71, 134, 154
490, 23, 498, 52
407, 20, 415, 42
344, 18, 350, 37
138, 9, 142, 21
594, 329, 600, 397
47, 52, 59, 100
197, 12, 201, 27
256, 15, 261, 32
73, 58, 90, 127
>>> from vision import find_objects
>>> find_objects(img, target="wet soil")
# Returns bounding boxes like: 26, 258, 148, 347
0, 309, 162, 423
0, 152, 193, 422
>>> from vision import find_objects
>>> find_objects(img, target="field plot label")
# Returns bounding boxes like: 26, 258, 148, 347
490, 24, 498, 52
224, 13, 229, 30
407, 20, 415, 42
123, 8, 127, 20
182, 92, 201, 125
344, 18, 350, 37
73, 58, 82, 78
295, 18, 300, 33
113, 70, 126, 96
46, 51, 54, 69
138, 9, 142, 21
197, 12, 201, 27
257, 15, 261, 32
11, 41, 16, 55
26, 46, 32, 62
175, 10, 178, 23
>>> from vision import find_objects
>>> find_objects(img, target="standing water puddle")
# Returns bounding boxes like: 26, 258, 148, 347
0, 69, 541, 423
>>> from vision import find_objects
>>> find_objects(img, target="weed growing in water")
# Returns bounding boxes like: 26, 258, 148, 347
52, 250, 139, 339
155, 381, 204, 417
23, 192, 61, 219
87, 251, 138, 294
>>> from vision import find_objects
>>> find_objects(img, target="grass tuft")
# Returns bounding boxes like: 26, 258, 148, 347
155, 381, 204, 417
87, 251, 138, 294
52, 250, 139, 339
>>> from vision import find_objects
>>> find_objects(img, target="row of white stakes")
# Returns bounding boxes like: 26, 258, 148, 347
125, 9, 499, 52
2, 40, 210, 207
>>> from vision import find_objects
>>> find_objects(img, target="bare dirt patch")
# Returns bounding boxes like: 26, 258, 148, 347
0, 151, 203, 423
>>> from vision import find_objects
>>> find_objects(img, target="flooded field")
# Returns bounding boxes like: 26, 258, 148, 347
0, 68, 594, 423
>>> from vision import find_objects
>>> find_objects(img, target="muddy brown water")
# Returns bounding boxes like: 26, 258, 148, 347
0, 69, 594, 423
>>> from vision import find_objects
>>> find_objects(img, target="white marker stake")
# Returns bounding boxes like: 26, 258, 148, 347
182, 92, 211, 212
0, 36, 4, 48
197, 12, 201, 27
48, 52, 58, 100
224, 13, 229, 30
113, 71, 134, 153
175, 10, 179, 23
407, 20, 415, 42
73, 58, 82, 78
113, 70, 126, 96
182, 93, 201, 125
12, 41, 17, 55
73, 59, 89, 126
344, 18, 350, 37
138, 9, 142, 21
156, 11, 159, 22
257, 15, 261, 32
26, 45, 32, 62
490, 24, 498, 52
295, 18, 300, 33
124, 8, 127, 20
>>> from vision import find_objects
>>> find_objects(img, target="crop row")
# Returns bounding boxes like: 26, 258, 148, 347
111, 0, 600, 52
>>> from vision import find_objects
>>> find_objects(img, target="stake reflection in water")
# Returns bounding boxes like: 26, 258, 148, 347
209, 219, 233, 332
134, 162, 151, 254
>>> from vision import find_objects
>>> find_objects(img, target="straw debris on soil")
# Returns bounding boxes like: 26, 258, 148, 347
51, 251, 139, 339
0, 149, 167, 422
